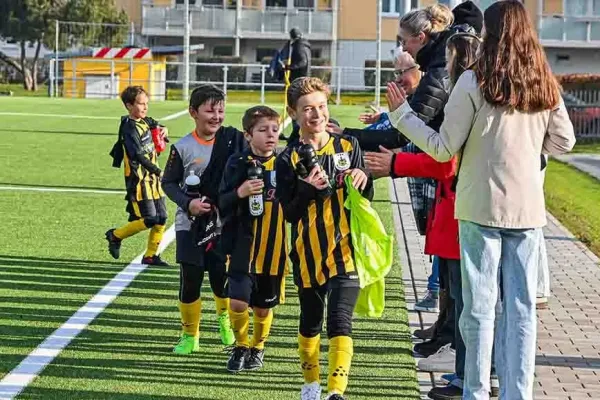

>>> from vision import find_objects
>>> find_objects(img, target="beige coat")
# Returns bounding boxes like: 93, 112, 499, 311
389, 70, 576, 229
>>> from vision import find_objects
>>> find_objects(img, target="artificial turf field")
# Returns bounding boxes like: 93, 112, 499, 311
0, 97, 419, 399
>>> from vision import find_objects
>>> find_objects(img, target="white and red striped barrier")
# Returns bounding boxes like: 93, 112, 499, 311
92, 48, 152, 59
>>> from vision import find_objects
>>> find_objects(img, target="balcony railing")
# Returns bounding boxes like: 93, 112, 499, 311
539, 1, 600, 47
142, 5, 333, 40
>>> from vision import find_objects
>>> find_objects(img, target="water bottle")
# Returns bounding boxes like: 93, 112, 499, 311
247, 161, 265, 217
185, 170, 201, 199
151, 125, 167, 153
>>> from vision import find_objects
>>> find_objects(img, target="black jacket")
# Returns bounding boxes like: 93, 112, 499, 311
411, 30, 453, 132
288, 38, 311, 82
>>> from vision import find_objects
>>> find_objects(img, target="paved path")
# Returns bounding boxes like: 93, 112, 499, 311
555, 154, 600, 180
389, 178, 600, 400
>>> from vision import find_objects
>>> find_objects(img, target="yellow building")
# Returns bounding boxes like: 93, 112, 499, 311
62, 48, 167, 100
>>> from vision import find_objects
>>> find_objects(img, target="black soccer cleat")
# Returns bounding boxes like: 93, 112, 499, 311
227, 346, 248, 373
245, 347, 265, 371
325, 394, 345, 400
105, 229, 121, 259
141, 255, 170, 267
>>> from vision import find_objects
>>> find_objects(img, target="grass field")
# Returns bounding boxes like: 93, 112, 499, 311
0, 97, 419, 399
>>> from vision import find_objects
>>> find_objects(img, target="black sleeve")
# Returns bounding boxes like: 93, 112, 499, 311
275, 151, 317, 224
161, 145, 193, 211
342, 127, 409, 152
218, 155, 245, 218
408, 72, 449, 125
348, 136, 374, 201
123, 123, 162, 176
288, 43, 308, 71
145, 116, 159, 128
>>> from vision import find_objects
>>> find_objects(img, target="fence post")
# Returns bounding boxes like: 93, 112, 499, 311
55, 19, 59, 97
129, 58, 133, 86
336, 66, 342, 105
71, 59, 76, 98
260, 65, 266, 105
49, 59, 54, 98
223, 65, 229, 95
110, 60, 115, 98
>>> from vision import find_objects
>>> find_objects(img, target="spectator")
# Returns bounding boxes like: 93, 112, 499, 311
385, 1, 576, 398
285, 27, 311, 82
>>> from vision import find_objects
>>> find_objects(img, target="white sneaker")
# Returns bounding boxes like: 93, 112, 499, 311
301, 382, 322, 400
417, 343, 455, 372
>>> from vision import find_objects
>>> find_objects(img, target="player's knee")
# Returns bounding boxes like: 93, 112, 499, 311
253, 307, 270, 318
230, 298, 249, 313
143, 216, 159, 228
326, 309, 353, 338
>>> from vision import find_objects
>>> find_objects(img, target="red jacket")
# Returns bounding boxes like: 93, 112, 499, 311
392, 152, 460, 260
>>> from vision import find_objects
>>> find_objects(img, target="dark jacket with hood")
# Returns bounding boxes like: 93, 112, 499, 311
288, 38, 311, 82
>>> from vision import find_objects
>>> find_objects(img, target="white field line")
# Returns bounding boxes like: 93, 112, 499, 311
0, 225, 176, 400
0, 108, 188, 122
0, 186, 125, 195
279, 116, 292, 134
0, 112, 114, 120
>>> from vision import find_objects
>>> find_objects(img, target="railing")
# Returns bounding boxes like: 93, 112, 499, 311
141, 5, 334, 39
563, 89, 600, 140
47, 58, 393, 104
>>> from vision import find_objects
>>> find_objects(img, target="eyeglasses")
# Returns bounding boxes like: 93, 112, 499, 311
393, 65, 419, 78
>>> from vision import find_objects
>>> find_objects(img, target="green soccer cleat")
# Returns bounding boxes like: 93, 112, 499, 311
218, 313, 235, 346
173, 333, 200, 355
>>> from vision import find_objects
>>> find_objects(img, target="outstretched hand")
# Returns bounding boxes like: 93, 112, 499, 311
364, 146, 395, 179
386, 82, 407, 112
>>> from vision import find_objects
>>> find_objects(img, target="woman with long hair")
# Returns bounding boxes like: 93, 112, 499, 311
385, 1, 575, 398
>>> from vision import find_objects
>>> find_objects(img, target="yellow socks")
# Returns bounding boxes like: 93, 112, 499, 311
229, 309, 250, 347
114, 219, 147, 240
299, 334, 321, 384
178, 299, 201, 336
214, 296, 229, 316
327, 336, 353, 395
144, 224, 165, 257
251, 310, 273, 350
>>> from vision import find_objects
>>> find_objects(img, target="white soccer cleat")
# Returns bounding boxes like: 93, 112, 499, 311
300, 381, 322, 400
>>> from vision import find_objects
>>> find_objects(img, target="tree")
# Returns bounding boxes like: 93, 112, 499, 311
0, 0, 128, 91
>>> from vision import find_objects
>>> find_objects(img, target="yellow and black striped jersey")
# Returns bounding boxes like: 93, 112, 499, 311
119, 116, 164, 201
219, 149, 287, 277
275, 134, 373, 288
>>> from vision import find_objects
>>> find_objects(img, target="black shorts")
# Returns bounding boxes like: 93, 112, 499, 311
127, 197, 167, 221
176, 230, 227, 269
228, 273, 282, 309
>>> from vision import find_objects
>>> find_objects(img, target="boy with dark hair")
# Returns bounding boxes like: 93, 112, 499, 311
161, 84, 246, 354
276, 77, 373, 400
218, 105, 287, 373
106, 86, 169, 266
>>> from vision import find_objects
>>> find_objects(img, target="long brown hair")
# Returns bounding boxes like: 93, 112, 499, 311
446, 33, 481, 86
475, 0, 560, 112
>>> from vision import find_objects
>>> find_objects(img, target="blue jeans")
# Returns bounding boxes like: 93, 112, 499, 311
427, 256, 440, 293
459, 221, 541, 400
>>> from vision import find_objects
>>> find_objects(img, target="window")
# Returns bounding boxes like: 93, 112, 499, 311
294, 0, 314, 8
382, 0, 402, 14
311, 48, 322, 59
256, 48, 277, 62
266, 0, 285, 7
213, 46, 233, 56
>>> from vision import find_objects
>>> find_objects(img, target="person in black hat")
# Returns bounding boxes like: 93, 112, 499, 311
286, 27, 312, 82
451, 0, 483, 35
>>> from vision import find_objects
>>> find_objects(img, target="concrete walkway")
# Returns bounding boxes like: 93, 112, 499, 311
389, 178, 600, 400
555, 154, 600, 180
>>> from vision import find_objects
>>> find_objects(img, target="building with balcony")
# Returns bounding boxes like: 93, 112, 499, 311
116, 0, 600, 89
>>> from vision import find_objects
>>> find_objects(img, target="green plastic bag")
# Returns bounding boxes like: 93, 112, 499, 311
344, 176, 394, 317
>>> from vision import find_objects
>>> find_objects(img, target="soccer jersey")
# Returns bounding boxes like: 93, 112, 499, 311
275, 134, 373, 288
119, 116, 164, 201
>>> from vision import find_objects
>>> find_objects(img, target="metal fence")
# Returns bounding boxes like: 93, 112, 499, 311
48, 58, 395, 104
46, 58, 600, 139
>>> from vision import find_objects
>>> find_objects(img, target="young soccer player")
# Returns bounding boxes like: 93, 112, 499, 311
161, 84, 246, 354
276, 77, 373, 400
218, 105, 287, 373
106, 86, 169, 266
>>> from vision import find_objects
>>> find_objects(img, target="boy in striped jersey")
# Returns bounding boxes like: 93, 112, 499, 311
105, 86, 169, 266
219, 106, 287, 373
276, 77, 373, 400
